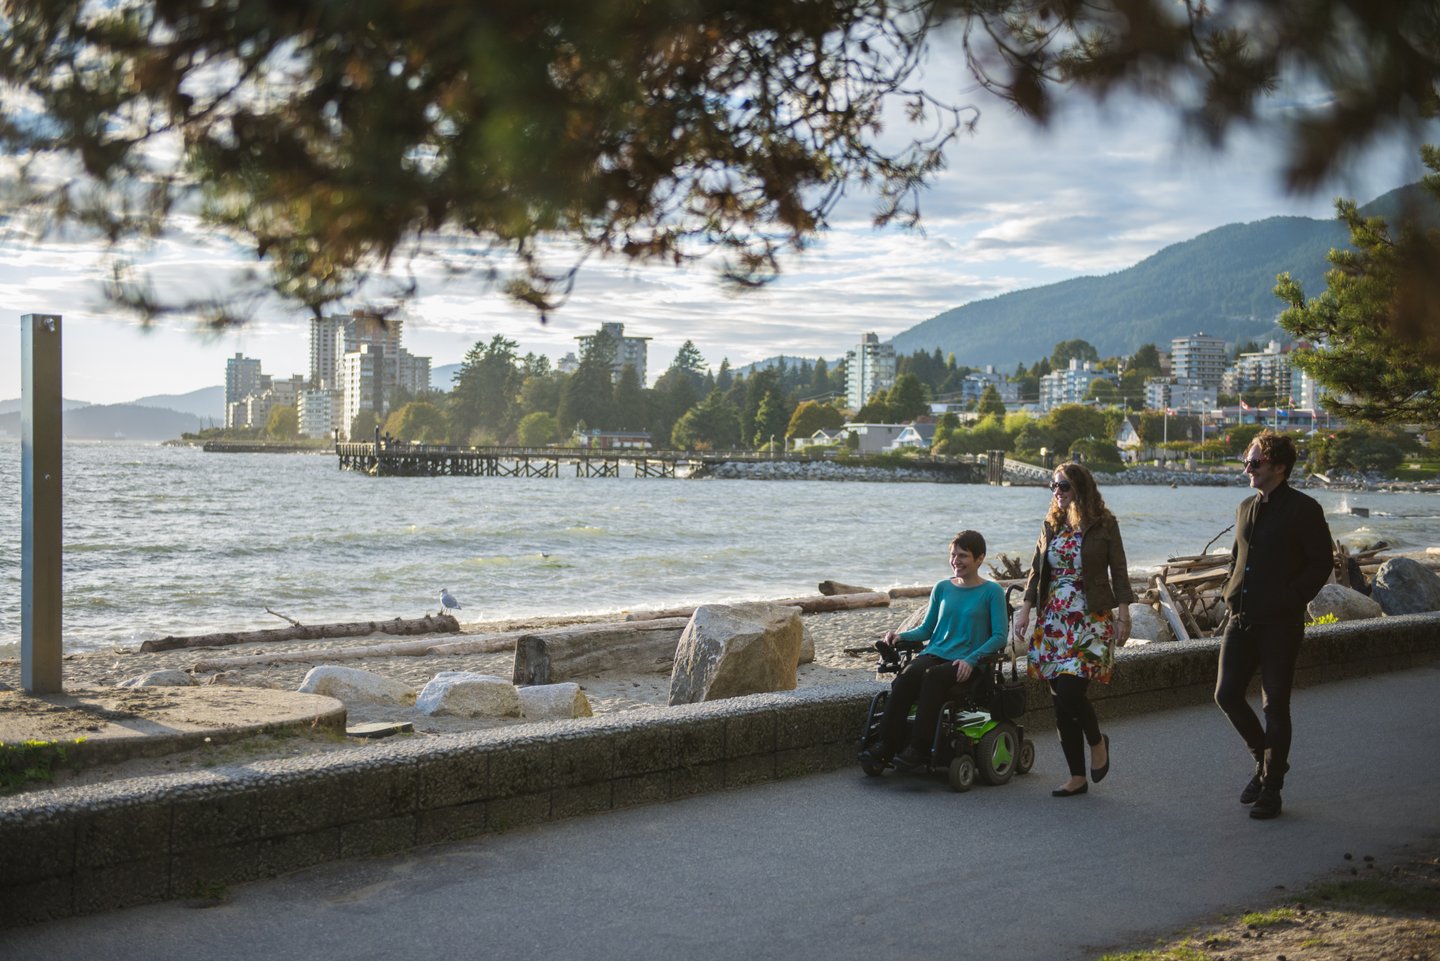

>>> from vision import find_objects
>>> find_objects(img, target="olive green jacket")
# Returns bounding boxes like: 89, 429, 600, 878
1023, 514, 1135, 614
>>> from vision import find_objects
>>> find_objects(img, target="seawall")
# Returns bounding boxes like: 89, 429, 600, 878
2, 612, 1437, 927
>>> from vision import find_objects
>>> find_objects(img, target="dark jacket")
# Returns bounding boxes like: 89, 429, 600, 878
1223, 481, 1333, 625
1023, 513, 1135, 614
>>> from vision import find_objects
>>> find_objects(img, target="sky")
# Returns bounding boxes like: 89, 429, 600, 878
1, 35, 1433, 405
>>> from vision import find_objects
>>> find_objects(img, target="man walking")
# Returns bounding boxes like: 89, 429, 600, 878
1216, 430, 1333, 819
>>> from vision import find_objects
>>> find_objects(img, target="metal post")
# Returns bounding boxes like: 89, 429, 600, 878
21, 313, 63, 693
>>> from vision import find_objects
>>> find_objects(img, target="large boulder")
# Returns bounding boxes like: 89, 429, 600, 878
1307, 583, 1384, 622
1127, 604, 1176, 644
416, 672, 521, 717
1370, 558, 1440, 616
668, 603, 804, 705
298, 666, 412, 706
518, 682, 593, 720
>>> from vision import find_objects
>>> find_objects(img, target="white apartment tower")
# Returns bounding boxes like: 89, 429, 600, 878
310, 315, 346, 388
576, 322, 651, 383
1170, 332, 1228, 389
845, 333, 897, 411
341, 344, 385, 439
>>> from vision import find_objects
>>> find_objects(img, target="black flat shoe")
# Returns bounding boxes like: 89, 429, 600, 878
1052, 782, 1088, 797
1239, 775, 1264, 805
892, 748, 925, 773
1091, 734, 1111, 783
1249, 787, 1282, 819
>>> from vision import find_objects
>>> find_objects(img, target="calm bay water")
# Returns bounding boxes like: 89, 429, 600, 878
3, 441, 1438, 656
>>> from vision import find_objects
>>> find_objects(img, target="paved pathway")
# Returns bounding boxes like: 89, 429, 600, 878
5, 665, 1439, 961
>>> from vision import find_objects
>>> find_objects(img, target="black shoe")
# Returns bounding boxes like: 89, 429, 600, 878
1052, 782, 1089, 797
857, 744, 892, 767
1239, 775, 1264, 805
892, 747, 926, 772
1091, 734, 1111, 783
1249, 787, 1283, 819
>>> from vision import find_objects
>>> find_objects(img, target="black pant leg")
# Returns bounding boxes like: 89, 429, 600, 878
910, 660, 970, 753
1255, 622, 1304, 789
1049, 674, 1095, 777
878, 655, 945, 752
1215, 623, 1267, 760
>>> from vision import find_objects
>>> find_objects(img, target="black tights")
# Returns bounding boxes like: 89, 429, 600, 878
1050, 674, 1101, 777
1214, 621, 1302, 790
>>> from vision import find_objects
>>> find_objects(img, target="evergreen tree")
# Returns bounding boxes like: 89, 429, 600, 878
977, 384, 1006, 418
557, 327, 617, 432
1277, 145, 1440, 426
887, 372, 929, 421
611, 363, 649, 430
449, 335, 522, 442
752, 389, 789, 448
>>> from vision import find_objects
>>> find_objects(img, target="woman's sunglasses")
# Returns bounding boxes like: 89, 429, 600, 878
1049, 480, 1073, 492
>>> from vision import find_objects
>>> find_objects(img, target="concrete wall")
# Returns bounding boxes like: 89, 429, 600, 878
2, 612, 1436, 928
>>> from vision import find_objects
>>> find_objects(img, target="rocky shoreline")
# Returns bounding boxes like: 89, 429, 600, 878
695, 459, 1440, 492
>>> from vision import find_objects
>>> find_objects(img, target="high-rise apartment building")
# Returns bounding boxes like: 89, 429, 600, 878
845, 332, 896, 410
1170, 332, 1228, 389
309, 315, 346, 388
576, 322, 651, 383
1039, 359, 1114, 410
341, 343, 385, 439
224, 353, 264, 428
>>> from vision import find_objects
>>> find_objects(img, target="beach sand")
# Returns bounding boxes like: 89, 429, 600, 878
0, 598, 927, 792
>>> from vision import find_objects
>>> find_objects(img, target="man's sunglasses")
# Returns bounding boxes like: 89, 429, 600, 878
1049, 480, 1072, 492
1242, 459, 1266, 472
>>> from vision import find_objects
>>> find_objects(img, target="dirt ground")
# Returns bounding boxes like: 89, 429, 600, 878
1096, 842, 1440, 961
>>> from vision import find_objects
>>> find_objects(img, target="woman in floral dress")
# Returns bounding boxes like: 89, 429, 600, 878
1012, 462, 1134, 797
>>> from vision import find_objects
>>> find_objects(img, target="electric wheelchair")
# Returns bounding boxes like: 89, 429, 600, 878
857, 592, 1036, 792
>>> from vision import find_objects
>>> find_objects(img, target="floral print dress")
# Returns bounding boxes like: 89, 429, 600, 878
1027, 527, 1116, 683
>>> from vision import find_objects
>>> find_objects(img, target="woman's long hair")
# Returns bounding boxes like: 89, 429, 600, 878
1044, 462, 1113, 532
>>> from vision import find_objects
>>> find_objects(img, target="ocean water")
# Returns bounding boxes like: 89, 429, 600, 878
2, 441, 1437, 655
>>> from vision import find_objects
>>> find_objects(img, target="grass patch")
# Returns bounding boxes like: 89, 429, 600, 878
1241, 906, 1299, 927
1310, 877, 1440, 915
1096, 947, 1207, 961
0, 738, 85, 793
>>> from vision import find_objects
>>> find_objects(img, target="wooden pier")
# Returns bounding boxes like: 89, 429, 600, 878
334, 442, 722, 478
333, 441, 1032, 481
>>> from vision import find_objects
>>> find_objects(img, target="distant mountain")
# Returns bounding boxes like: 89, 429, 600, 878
733, 355, 833, 377
129, 386, 224, 422
431, 363, 461, 392
0, 397, 92, 415
889, 184, 1427, 367
0, 404, 202, 441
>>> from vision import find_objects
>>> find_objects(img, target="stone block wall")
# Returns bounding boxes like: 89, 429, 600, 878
2, 612, 1436, 928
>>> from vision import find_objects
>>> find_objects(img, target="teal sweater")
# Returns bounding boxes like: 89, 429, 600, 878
898, 578, 1008, 665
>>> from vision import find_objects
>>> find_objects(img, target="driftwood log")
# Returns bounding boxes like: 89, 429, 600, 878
625, 591, 890, 622
512, 618, 692, 685
141, 613, 461, 653
818, 580, 873, 596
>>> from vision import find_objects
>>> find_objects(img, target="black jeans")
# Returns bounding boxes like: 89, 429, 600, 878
1049, 674, 1101, 777
1214, 620, 1303, 790
876, 654, 974, 755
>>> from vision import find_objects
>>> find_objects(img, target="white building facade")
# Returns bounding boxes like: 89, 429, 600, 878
845, 333, 897, 410
1170, 332, 1228, 389
1039, 360, 1114, 410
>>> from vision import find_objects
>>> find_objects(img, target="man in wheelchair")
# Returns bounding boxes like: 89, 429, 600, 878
858, 530, 1009, 772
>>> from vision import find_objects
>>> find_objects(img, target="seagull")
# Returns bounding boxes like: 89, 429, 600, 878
439, 588, 462, 617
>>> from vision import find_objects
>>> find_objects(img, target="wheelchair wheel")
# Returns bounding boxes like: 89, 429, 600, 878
976, 722, 1019, 785
948, 754, 976, 793
859, 754, 886, 777
1015, 738, 1036, 775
